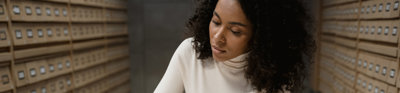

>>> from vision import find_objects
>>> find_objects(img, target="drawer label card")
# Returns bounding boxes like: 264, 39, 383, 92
369, 63, 373, 71
378, 26, 382, 34
0, 5, 4, 14
387, 3, 392, 12
46, 8, 51, 16
27, 29, 33, 38
67, 78, 71, 86
362, 81, 366, 88
36, 7, 41, 15
15, 30, 22, 39
38, 29, 43, 37
25, 6, 32, 15
40, 66, 46, 74
392, 27, 397, 36
382, 67, 387, 76
0, 30, 6, 40
390, 69, 395, 78
368, 83, 372, 91
64, 28, 68, 35
58, 62, 63, 70
13, 5, 20, 14
384, 27, 389, 35
47, 29, 52, 37
63, 9, 67, 16
66, 60, 70, 68
41, 87, 46, 93
49, 64, 55, 72
59, 81, 64, 89
375, 65, 380, 73
54, 9, 60, 16
30, 68, 36, 77
18, 71, 24, 80
371, 26, 375, 34
2, 75, 9, 84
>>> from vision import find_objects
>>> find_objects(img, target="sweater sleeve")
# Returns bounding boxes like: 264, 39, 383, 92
154, 38, 194, 93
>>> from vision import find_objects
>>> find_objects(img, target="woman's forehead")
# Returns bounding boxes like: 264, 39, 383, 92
214, 0, 250, 25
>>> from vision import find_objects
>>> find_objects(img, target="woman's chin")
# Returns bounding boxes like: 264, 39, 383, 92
212, 54, 228, 62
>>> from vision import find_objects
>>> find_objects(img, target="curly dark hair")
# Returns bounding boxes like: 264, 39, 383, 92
186, 0, 315, 92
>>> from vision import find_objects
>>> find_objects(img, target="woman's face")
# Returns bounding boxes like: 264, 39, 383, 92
209, 0, 253, 61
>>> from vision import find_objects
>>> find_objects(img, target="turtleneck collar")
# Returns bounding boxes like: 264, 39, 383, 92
216, 52, 249, 70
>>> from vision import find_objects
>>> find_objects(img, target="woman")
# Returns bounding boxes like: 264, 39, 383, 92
155, 0, 314, 93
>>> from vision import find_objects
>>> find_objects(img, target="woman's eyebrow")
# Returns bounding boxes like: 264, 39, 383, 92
213, 11, 221, 19
214, 11, 247, 27
228, 22, 247, 27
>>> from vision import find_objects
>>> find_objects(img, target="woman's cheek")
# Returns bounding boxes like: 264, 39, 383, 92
209, 24, 214, 38
232, 39, 249, 54
209, 25, 219, 38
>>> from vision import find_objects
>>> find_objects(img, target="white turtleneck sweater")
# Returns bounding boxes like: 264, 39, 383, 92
154, 37, 255, 93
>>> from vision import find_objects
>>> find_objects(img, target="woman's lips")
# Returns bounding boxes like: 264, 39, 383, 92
212, 45, 226, 54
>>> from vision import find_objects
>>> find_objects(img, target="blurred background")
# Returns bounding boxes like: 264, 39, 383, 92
317, 0, 400, 93
128, 0, 195, 92
4, 0, 400, 93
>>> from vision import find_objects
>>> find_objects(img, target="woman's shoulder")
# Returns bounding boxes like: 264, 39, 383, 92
170, 37, 199, 69
181, 37, 194, 48
175, 37, 195, 55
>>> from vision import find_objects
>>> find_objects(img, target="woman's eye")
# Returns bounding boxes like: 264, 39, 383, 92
212, 20, 221, 25
230, 27, 241, 35
231, 30, 240, 35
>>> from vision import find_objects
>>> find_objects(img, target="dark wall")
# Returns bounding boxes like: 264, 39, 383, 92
127, 0, 195, 93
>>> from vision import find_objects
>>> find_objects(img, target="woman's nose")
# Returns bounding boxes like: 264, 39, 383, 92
213, 27, 226, 45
